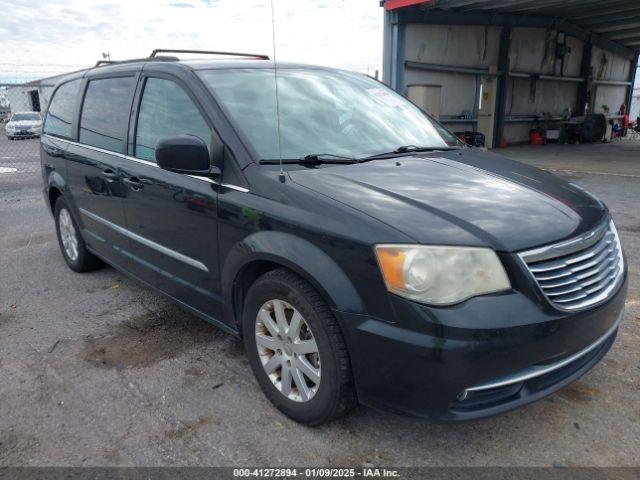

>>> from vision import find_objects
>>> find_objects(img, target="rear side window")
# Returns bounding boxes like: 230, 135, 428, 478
44, 79, 81, 138
134, 78, 211, 162
79, 76, 135, 152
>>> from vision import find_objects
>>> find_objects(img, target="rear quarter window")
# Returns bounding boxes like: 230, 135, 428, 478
43, 79, 81, 138
79, 76, 136, 152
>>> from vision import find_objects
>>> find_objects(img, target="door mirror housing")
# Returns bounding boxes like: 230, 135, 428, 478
156, 134, 221, 176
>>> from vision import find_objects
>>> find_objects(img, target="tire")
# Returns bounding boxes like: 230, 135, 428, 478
53, 197, 102, 272
243, 269, 356, 425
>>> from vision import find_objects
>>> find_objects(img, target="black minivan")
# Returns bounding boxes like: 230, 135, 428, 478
40, 50, 627, 425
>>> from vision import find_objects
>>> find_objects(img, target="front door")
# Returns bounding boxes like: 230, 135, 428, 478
120, 76, 222, 320
65, 75, 137, 269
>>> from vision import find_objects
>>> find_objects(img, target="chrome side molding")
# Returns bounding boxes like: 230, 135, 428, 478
79, 208, 209, 272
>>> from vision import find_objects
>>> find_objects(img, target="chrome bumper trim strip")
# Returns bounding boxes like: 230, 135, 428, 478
460, 308, 624, 399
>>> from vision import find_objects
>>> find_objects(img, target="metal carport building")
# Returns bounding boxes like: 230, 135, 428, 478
381, 0, 640, 147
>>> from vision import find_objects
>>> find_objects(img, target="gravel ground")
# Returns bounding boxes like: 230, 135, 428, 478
0, 135, 638, 467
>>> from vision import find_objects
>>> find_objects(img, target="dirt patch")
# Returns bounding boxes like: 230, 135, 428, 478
184, 367, 203, 377
557, 381, 602, 403
224, 337, 245, 358
165, 415, 215, 440
0, 306, 17, 326
619, 224, 640, 234
1, 232, 56, 250
79, 305, 226, 369
0, 430, 39, 465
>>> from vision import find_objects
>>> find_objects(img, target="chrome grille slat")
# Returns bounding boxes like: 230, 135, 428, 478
529, 237, 611, 273
520, 221, 624, 311
552, 271, 617, 302
568, 246, 614, 273
573, 254, 617, 281
535, 245, 615, 283
539, 277, 577, 289
578, 256, 619, 286
584, 273, 617, 295
535, 270, 573, 282
579, 266, 617, 289
554, 292, 589, 304
545, 284, 584, 297
544, 253, 618, 291
564, 238, 612, 266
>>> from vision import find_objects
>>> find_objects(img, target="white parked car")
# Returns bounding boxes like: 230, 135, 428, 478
6, 111, 43, 140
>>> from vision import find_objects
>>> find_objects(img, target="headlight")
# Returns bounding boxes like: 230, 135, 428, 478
374, 244, 510, 305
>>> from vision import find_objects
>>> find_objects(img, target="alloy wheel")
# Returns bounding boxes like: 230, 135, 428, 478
255, 299, 321, 402
59, 208, 79, 262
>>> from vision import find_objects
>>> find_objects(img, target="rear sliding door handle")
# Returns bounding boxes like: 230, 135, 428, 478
123, 177, 144, 191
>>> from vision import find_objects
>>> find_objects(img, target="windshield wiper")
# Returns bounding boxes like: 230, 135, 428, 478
260, 153, 358, 165
360, 145, 460, 161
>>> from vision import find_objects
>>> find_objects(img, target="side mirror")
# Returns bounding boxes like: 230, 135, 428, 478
156, 134, 221, 176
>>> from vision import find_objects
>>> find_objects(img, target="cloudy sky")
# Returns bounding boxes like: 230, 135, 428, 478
0, 0, 383, 82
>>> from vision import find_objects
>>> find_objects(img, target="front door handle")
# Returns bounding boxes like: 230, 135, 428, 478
101, 168, 119, 181
123, 177, 144, 191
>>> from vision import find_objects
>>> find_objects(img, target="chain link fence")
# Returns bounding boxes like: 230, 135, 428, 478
1, 81, 57, 194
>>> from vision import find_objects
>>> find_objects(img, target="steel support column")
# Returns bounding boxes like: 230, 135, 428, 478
391, 20, 406, 93
493, 27, 511, 148
382, 9, 394, 86
382, 9, 406, 94
627, 51, 639, 116
576, 40, 593, 115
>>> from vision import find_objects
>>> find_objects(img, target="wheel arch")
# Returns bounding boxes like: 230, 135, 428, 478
45, 170, 68, 213
221, 231, 364, 333
48, 186, 63, 213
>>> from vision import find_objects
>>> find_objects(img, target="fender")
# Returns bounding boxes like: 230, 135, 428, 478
221, 231, 364, 327
45, 169, 69, 211
45, 169, 84, 224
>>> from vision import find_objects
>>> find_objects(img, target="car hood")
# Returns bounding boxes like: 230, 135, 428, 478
289, 149, 608, 252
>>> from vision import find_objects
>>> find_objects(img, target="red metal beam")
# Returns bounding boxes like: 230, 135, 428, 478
384, 0, 430, 11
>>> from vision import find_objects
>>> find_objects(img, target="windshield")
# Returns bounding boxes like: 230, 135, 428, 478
12, 113, 41, 122
198, 68, 458, 160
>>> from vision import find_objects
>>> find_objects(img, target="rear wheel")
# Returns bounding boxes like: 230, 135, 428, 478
54, 197, 102, 272
243, 269, 355, 425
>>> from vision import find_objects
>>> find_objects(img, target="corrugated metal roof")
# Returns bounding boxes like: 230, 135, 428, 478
413, 0, 640, 51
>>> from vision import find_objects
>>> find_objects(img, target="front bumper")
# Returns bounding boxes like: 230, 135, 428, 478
337, 274, 627, 421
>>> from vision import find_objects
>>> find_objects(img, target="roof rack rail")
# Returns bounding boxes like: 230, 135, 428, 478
94, 56, 179, 68
93, 49, 267, 69
149, 49, 269, 60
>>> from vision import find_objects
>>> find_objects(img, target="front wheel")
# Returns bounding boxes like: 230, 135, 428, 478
243, 269, 355, 425
54, 197, 102, 272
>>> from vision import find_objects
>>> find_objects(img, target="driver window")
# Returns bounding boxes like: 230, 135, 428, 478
135, 78, 211, 162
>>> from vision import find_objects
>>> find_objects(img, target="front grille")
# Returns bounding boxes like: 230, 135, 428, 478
520, 220, 624, 311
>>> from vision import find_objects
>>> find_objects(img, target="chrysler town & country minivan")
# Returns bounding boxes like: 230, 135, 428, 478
40, 50, 627, 425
